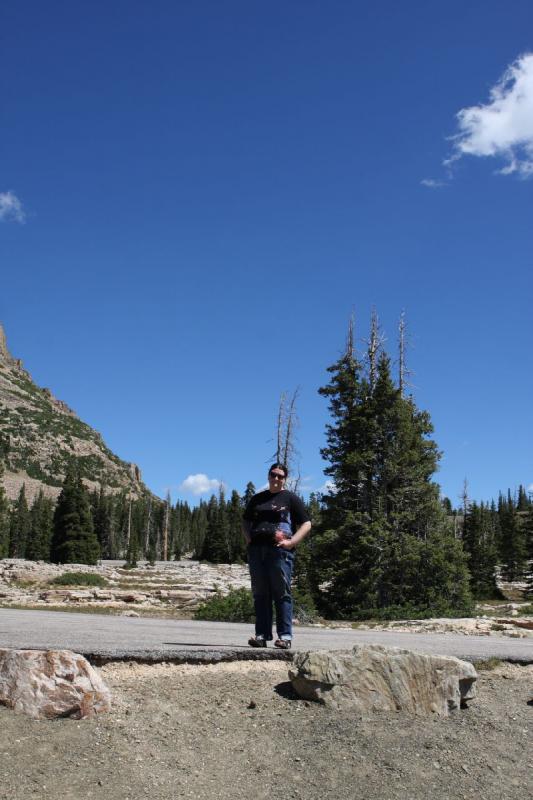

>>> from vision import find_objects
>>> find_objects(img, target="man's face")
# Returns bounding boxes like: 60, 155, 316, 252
268, 469, 286, 493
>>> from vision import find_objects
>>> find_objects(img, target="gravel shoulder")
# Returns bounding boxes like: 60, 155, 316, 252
1, 660, 532, 800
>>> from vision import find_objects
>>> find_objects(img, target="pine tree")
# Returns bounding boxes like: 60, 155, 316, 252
242, 482, 256, 509
524, 503, 533, 560
517, 485, 529, 512
91, 488, 115, 559
174, 501, 192, 558
228, 489, 246, 562
0, 462, 10, 558
50, 470, 100, 565
8, 485, 31, 558
314, 316, 471, 617
462, 501, 502, 599
191, 501, 208, 558
498, 491, 527, 581
201, 492, 232, 563
26, 490, 54, 561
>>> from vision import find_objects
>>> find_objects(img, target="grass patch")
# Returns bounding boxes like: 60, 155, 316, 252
49, 572, 108, 588
520, 603, 533, 615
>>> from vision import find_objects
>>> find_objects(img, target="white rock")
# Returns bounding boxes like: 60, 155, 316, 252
289, 645, 477, 717
0, 648, 112, 720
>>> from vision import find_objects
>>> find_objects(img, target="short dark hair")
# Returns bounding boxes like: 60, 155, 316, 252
268, 462, 288, 478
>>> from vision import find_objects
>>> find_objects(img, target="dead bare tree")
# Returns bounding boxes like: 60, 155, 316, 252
272, 387, 301, 491
398, 310, 414, 396
365, 308, 386, 392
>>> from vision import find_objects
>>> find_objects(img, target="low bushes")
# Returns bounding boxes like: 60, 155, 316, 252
194, 588, 255, 623
49, 572, 108, 588
194, 586, 319, 624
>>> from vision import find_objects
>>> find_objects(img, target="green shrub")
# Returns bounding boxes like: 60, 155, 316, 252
50, 572, 108, 588
292, 587, 319, 625
346, 602, 475, 622
194, 586, 319, 625
520, 604, 533, 615
194, 588, 255, 623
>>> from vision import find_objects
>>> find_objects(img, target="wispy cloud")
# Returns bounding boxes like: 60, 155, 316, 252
420, 178, 446, 189
447, 52, 533, 178
179, 473, 222, 496
0, 190, 26, 223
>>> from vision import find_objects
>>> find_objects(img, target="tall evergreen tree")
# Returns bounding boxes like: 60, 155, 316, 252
313, 316, 471, 617
201, 492, 232, 563
228, 489, 246, 562
498, 491, 527, 581
26, 490, 54, 561
462, 501, 502, 599
190, 501, 208, 558
517, 485, 529, 512
0, 462, 10, 558
242, 481, 256, 509
50, 470, 100, 565
91, 488, 115, 559
8, 484, 31, 558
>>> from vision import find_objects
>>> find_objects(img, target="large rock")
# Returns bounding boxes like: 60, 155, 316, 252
289, 645, 477, 716
0, 649, 112, 719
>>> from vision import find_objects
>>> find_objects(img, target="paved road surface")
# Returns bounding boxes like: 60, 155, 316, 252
0, 608, 532, 664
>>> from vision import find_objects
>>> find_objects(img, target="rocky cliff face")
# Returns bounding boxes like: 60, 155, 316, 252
0, 324, 146, 503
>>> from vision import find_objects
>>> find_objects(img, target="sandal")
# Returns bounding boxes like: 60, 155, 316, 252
274, 639, 292, 650
248, 636, 267, 648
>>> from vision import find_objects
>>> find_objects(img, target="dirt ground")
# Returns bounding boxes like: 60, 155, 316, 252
0, 659, 532, 800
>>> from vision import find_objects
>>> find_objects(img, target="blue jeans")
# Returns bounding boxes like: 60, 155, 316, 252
248, 545, 295, 640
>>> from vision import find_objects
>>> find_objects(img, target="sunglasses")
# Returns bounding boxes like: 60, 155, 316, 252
269, 472, 285, 480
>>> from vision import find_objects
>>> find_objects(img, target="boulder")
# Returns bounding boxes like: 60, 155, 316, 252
289, 645, 477, 716
0, 649, 112, 720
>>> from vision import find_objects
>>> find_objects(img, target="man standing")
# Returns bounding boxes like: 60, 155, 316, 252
242, 463, 311, 649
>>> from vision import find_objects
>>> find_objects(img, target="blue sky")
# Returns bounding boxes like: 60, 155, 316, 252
1, 1, 532, 506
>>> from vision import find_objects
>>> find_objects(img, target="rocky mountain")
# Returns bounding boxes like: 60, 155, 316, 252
0, 324, 147, 503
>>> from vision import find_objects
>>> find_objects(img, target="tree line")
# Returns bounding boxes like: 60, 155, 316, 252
0, 469, 260, 567
0, 312, 532, 615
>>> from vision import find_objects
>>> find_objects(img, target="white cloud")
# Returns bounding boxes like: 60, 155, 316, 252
0, 190, 26, 223
319, 480, 337, 495
448, 53, 533, 177
420, 178, 446, 189
527, 483, 533, 494
179, 473, 222, 496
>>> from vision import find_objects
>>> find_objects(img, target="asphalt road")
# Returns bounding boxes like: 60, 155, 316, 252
1, 608, 532, 664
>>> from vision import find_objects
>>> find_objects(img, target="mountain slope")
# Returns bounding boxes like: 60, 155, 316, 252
0, 324, 147, 502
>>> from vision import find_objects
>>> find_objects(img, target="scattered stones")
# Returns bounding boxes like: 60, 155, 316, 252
0, 558, 250, 614
289, 645, 478, 717
0, 648, 112, 719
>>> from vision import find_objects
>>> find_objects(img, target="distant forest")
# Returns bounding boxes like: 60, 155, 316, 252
1, 313, 532, 617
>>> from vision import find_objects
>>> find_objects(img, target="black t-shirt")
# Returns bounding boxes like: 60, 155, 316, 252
243, 489, 310, 546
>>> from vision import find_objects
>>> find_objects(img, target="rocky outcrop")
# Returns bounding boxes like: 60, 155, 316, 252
289, 645, 477, 716
0, 648, 111, 719
0, 322, 146, 503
